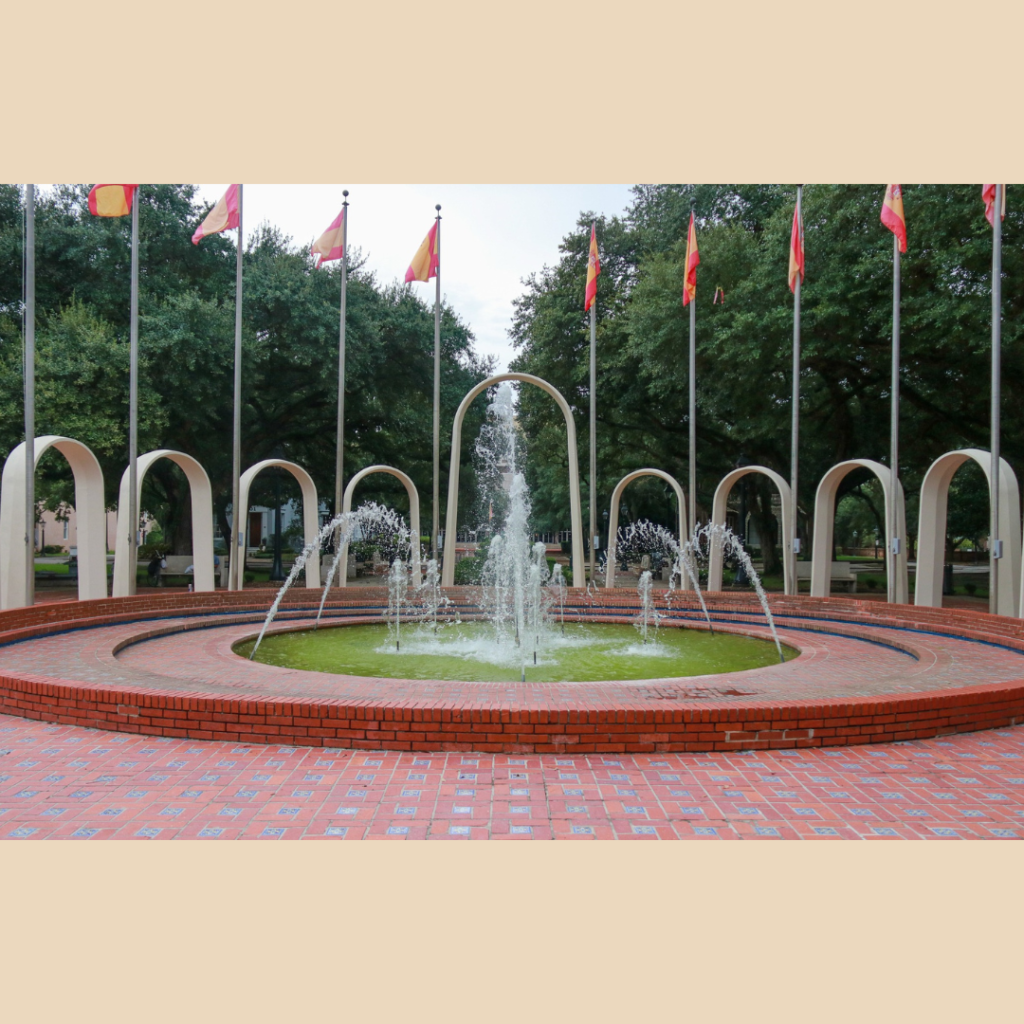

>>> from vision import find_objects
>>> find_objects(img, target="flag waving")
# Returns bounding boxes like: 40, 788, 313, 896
880, 184, 907, 252
312, 207, 345, 266
788, 202, 805, 292
983, 184, 1006, 226
682, 211, 700, 306
88, 184, 138, 217
405, 222, 439, 282
584, 223, 600, 311
192, 184, 240, 244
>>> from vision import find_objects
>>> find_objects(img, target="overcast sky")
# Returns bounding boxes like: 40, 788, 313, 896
195, 184, 635, 372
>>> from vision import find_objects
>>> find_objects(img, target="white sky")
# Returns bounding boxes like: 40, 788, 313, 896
196, 184, 635, 372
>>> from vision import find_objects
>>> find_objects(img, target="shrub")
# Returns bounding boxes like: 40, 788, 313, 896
964, 582, 978, 596
41, 545, 65, 555
244, 572, 256, 584
865, 577, 878, 590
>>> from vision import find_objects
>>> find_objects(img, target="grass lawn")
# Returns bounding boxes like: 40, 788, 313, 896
35, 561, 69, 574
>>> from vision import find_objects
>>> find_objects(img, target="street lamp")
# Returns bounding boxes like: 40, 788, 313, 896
734, 453, 751, 586
269, 448, 286, 582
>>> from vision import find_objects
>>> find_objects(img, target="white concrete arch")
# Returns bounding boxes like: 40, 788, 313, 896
811, 459, 909, 603
234, 459, 321, 591
707, 466, 795, 595
337, 465, 421, 587
441, 373, 585, 587
914, 449, 1020, 617
0, 436, 107, 608
604, 468, 688, 589
113, 450, 216, 597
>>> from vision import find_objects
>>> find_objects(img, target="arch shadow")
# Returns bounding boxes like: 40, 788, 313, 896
604, 468, 688, 589
337, 465, 421, 587
234, 459, 321, 591
112, 450, 216, 596
0, 436, 108, 608
707, 466, 794, 595
441, 373, 585, 587
811, 459, 908, 603
914, 449, 1020, 617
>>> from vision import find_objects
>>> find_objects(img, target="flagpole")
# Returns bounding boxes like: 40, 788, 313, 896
790, 185, 802, 598
688, 203, 696, 540
230, 185, 244, 590
990, 184, 1002, 615
128, 187, 140, 596
590, 293, 597, 583
432, 205, 441, 565
334, 190, 349, 555
24, 185, 35, 608
888, 231, 900, 604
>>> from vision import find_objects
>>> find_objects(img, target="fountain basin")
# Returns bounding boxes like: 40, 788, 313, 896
236, 622, 798, 683
1, 590, 1023, 754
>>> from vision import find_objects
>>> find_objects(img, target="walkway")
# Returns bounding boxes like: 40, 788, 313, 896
1, 712, 1021, 839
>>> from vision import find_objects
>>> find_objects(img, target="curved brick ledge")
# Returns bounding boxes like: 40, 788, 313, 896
0, 589, 1023, 753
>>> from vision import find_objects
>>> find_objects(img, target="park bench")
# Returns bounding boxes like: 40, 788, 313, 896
795, 561, 857, 593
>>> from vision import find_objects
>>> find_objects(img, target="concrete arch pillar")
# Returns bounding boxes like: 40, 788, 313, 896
441, 373, 585, 587
234, 460, 321, 591
914, 449, 1020, 617
337, 465, 421, 587
604, 468, 688, 589
112, 450, 216, 597
707, 466, 794, 595
0, 436, 108, 608
810, 459, 908, 603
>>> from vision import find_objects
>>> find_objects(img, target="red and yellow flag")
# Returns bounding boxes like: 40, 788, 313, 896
584, 223, 600, 312
682, 212, 700, 306
312, 208, 345, 266
87, 184, 138, 217
880, 184, 907, 252
405, 222, 439, 283
983, 184, 1006, 227
192, 184, 240, 245
788, 202, 805, 293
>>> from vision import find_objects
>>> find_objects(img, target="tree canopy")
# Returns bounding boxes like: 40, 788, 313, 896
509, 184, 1021, 559
0, 184, 493, 552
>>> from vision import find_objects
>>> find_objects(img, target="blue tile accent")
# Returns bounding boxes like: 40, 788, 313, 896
326, 827, 348, 836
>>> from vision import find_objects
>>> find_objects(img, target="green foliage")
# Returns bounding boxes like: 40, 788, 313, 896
510, 185, 1024, 559
0, 185, 493, 554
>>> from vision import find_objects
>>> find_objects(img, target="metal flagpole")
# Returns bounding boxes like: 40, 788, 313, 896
688, 205, 696, 539
590, 295, 597, 582
24, 185, 35, 608
432, 205, 441, 562
888, 231, 900, 604
790, 185, 802, 598
334, 190, 349, 553
128, 187, 140, 596
990, 184, 1002, 615
230, 185, 244, 590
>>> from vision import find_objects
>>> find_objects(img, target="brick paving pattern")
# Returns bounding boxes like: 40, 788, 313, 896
2, 712, 1022, 839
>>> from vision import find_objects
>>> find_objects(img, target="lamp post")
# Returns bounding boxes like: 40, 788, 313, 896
269, 451, 286, 583
734, 454, 751, 586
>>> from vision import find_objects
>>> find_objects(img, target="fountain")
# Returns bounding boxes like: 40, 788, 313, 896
246, 381, 791, 681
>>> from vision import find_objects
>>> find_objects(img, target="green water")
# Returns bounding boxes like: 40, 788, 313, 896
237, 622, 796, 683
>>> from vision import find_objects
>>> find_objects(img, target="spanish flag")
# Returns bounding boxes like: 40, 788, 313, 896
405, 222, 439, 283
788, 202, 805, 293
682, 211, 699, 306
584, 223, 600, 312
983, 184, 1006, 227
87, 184, 138, 218
880, 184, 907, 253
192, 184, 240, 245
312, 208, 345, 266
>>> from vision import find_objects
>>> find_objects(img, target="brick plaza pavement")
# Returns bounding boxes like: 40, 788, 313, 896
2, 712, 1022, 839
